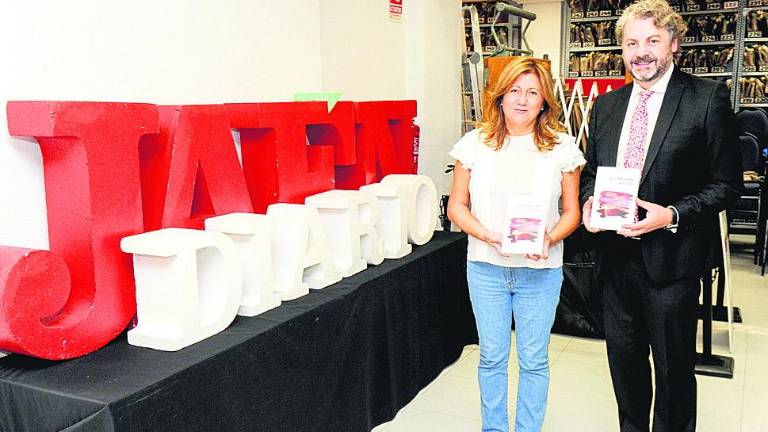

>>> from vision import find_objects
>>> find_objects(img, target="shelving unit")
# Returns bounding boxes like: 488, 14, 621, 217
735, 0, 768, 108
562, 0, 764, 111
463, 0, 521, 58
563, 2, 626, 80
461, 0, 524, 133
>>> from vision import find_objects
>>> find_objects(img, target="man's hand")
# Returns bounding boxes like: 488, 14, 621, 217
617, 198, 674, 238
526, 232, 551, 261
582, 196, 603, 233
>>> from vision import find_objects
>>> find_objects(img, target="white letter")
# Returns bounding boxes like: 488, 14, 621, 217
305, 190, 384, 276
360, 182, 412, 258
121, 228, 242, 351
382, 174, 438, 245
268, 203, 341, 298
205, 213, 281, 317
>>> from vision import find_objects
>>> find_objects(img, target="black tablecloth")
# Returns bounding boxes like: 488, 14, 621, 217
0, 232, 477, 432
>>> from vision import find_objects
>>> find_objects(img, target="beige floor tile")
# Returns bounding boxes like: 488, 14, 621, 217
741, 422, 768, 432
739, 308, 768, 330
542, 413, 618, 432
549, 357, 615, 403
372, 408, 482, 432
740, 374, 768, 426
744, 353, 768, 382
409, 374, 484, 420
746, 333, 768, 357
555, 347, 610, 368
442, 348, 481, 380
697, 375, 744, 422
563, 336, 608, 355
696, 415, 742, 432
546, 392, 618, 423
548, 333, 573, 351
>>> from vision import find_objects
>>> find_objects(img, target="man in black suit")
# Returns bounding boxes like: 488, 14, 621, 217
580, 0, 742, 431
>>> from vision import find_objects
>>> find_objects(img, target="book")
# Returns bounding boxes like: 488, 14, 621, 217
590, 166, 642, 231
501, 196, 546, 255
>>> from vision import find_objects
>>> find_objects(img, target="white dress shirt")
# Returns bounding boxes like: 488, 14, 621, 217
615, 64, 675, 166
614, 64, 679, 230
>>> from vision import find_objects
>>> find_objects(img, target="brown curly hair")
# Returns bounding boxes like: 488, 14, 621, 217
479, 57, 565, 152
615, 0, 688, 44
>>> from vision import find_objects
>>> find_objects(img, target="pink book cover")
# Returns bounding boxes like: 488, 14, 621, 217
501, 197, 546, 255
590, 166, 641, 231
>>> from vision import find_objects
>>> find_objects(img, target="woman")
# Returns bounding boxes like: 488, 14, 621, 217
447, 57, 584, 432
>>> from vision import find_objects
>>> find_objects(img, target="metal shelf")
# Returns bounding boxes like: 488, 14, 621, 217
679, 8, 739, 15
695, 72, 735, 77
569, 45, 621, 52
570, 15, 619, 23
740, 103, 768, 107
742, 71, 768, 76
736, 0, 763, 110
681, 40, 736, 47
566, 75, 626, 79
464, 23, 521, 28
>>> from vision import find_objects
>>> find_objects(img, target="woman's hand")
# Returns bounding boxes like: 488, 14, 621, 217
525, 232, 551, 261
449, 161, 510, 255
481, 230, 510, 257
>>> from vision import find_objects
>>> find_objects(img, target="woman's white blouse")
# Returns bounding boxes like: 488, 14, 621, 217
449, 129, 586, 268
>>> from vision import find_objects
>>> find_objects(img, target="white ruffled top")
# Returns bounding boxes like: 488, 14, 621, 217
449, 129, 586, 268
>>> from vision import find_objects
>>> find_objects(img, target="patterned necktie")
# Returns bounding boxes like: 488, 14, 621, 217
623, 90, 654, 169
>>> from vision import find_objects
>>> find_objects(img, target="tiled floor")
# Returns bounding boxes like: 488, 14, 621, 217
374, 237, 768, 431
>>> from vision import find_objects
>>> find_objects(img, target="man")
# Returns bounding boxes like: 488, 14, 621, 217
580, 0, 742, 431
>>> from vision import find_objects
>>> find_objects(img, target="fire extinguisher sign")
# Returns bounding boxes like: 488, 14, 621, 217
389, 0, 403, 22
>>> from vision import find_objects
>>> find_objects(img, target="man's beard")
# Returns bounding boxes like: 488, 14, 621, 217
629, 54, 671, 82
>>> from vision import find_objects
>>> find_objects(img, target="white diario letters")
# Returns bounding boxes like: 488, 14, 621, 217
121, 175, 438, 351
120, 228, 243, 351
204, 213, 281, 316
305, 189, 384, 277
267, 203, 342, 298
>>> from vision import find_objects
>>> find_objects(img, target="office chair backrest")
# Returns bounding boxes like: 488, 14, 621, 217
739, 134, 761, 173
737, 109, 768, 149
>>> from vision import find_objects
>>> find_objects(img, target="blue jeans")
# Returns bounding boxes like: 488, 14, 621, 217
467, 261, 563, 432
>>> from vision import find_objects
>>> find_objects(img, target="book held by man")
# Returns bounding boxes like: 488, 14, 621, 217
590, 166, 642, 231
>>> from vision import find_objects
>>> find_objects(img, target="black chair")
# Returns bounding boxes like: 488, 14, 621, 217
736, 109, 768, 148
735, 108, 768, 266
728, 134, 765, 264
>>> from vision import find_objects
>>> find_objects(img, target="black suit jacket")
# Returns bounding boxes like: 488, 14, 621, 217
580, 67, 743, 283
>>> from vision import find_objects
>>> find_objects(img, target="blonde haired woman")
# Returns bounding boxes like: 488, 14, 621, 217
448, 57, 584, 432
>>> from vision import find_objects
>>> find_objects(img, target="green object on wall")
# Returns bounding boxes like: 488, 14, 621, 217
293, 92, 343, 112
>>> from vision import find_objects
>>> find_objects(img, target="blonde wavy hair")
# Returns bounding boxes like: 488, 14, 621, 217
479, 57, 565, 152
615, 0, 687, 44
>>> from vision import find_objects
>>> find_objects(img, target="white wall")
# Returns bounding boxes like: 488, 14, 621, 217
404, 0, 463, 198
318, 0, 462, 198
519, 0, 564, 77
0, 0, 463, 249
318, 1, 406, 100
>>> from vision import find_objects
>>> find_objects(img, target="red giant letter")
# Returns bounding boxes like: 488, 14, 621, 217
336, 101, 417, 190
141, 105, 253, 230
0, 101, 158, 359
227, 102, 355, 213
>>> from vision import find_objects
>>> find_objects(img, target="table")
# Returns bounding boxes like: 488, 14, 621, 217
0, 232, 477, 432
